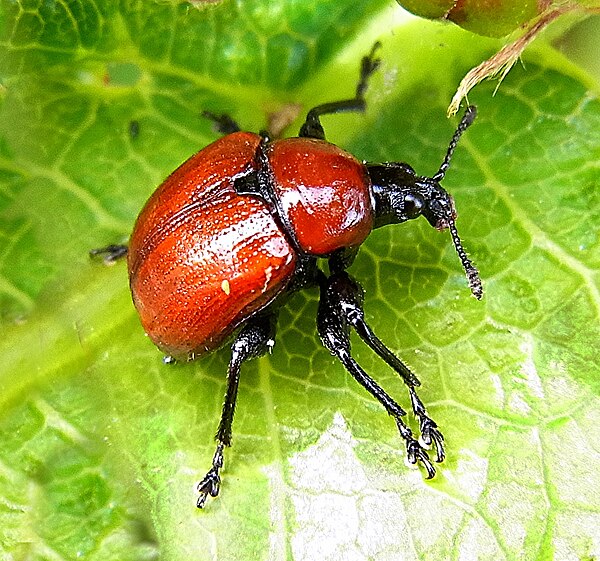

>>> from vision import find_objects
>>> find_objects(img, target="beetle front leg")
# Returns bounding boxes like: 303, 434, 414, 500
197, 311, 277, 508
324, 271, 445, 463
316, 271, 437, 477
323, 271, 445, 462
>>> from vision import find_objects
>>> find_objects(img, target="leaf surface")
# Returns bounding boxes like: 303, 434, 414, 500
1, 2, 599, 560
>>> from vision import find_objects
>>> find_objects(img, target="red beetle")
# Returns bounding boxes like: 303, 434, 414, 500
92, 44, 481, 508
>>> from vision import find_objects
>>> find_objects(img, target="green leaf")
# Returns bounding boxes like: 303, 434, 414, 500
1, 2, 600, 560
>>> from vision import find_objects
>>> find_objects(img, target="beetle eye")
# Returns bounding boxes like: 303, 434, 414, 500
404, 193, 424, 218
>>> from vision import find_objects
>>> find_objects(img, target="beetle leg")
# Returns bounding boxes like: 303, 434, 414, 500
328, 247, 360, 273
317, 271, 437, 477
201, 110, 241, 135
324, 272, 445, 463
299, 42, 381, 140
196, 311, 277, 508
89, 244, 128, 264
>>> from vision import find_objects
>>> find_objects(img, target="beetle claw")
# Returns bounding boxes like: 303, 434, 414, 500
406, 438, 436, 479
409, 387, 445, 463
395, 417, 436, 478
415, 412, 446, 463
420, 419, 446, 463
196, 443, 224, 508
196, 468, 221, 508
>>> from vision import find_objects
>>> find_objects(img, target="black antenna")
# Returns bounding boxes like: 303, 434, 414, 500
432, 105, 477, 182
449, 220, 483, 299
429, 105, 481, 298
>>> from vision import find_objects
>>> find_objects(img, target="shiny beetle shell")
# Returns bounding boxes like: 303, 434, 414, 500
128, 132, 297, 359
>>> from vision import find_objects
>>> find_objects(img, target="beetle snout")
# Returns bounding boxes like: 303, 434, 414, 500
424, 195, 456, 231
412, 177, 457, 231
434, 208, 457, 231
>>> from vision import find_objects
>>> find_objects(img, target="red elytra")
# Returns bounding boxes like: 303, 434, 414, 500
128, 132, 294, 358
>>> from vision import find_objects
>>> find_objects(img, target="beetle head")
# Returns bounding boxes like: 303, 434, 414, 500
368, 106, 482, 299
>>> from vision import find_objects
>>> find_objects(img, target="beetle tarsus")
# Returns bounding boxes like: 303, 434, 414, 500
89, 244, 128, 264
403, 430, 436, 479
409, 387, 445, 462
197, 443, 224, 508
393, 416, 436, 477
356, 41, 381, 99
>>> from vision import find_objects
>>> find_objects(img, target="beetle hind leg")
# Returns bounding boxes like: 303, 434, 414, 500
299, 42, 381, 140
196, 311, 277, 508
317, 270, 444, 474
89, 244, 128, 264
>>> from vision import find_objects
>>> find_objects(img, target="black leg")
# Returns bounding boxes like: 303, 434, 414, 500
196, 311, 277, 508
324, 272, 445, 463
329, 247, 359, 273
317, 270, 438, 477
299, 42, 381, 140
89, 244, 128, 264
201, 110, 241, 135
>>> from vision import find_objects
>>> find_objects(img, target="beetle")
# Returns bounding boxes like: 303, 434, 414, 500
92, 44, 482, 508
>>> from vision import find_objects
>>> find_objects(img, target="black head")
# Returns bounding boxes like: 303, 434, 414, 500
368, 106, 482, 299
